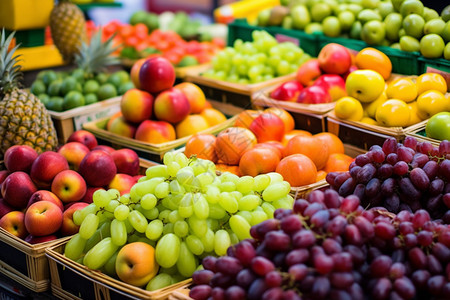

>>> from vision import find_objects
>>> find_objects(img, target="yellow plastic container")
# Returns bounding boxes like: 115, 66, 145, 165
0, 0, 54, 30
15, 45, 64, 71
214, 0, 280, 24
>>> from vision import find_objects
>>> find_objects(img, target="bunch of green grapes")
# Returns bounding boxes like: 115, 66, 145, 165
64, 152, 293, 291
202, 30, 311, 84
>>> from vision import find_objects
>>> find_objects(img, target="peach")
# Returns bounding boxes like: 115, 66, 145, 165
120, 89, 154, 123
175, 115, 210, 138
51, 170, 87, 203
139, 56, 175, 94
24, 201, 63, 236
200, 108, 227, 127
107, 116, 138, 139
234, 110, 262, 129
130, 58, 146, 89
60, 202, 89, 236
67, 130, 98, 150
135, 120, 176, 144
264, 107, 295, 133
0, 211, 28, 239
239, 147, 281, 177
57, 142, 90, 171
30, 151, 69, 188
154, 88, 190, 124
4, 145, 38, 173
106, 111, 122, 130
184, 134, 217, 162
173, 82, 206, 114
79, 150, 117, 187
92, 145, 116, 154
1, 172, 37, 209
296, 59, 322, 86
27, 190, 64, 211
108, 173, 136, 195
215, 127, 257, 165
249, 112, 285, 143
111, 149, 140, 176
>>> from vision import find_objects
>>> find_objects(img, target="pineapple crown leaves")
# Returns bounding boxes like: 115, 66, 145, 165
0, 29, 23, 97
74, 28, 120, 76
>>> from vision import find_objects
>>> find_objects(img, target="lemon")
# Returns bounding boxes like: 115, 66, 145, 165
375, 99, 410, 127
334, 96, 364, 121
416, 90, 449, 119
386, 77, 418, 102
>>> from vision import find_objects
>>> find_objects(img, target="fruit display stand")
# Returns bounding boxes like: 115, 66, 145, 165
404, 120, 440, 147
45, 239, 191, 300
48, 96, 122, 145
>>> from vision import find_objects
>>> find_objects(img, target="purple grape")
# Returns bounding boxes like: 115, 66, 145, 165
344, 224, 363, 246
370, 255, 392, 277
384, 194, 400, 213
371, 278, 392, 300
411, 269, 431, 290
369, 147, 386, 163
334, 172, 352, 189
412, 209, 431, 230
397, 146, 414, 163
427, 275, 446, 296
224, 286, 246, 300
431, 242, 450, 263
211, 287, 225, 300
261, 287, 283, 300
350, 165, 362, 179
356, 163, 377, 184
355, 154, 371, 166
202, 256, 218, 272
264, 270, 282, 288
326, 215, 348, 237
288, 263, 308, 281
189, 285, 212, 300
399, 177, 422, 201
273, 208, 293, 220
308, 190, 325, 204
303, 202, 326, 218
293, 199, 309, 215
377, 163, 394, 179
330, 272, 354, 289
211, 272, 234, 288
280, 214, 302, 234
353, 215, 375, 238
314, 253, 334, 275
409, 168, 430, 191
403, 136, 418, 150
393, 161, 409, 176
386, 152, 399, 165
427, 254, 443, 275
439, 140, 450, 155
417, 141, 434, 155
374, 221, 396, 240
326, 172, 338, 186
251, 219, 280, 240
281, 290, 302, 300
285, 248, 309, 266
233, 240, 256, 267
411, 152, 429, 168
399, 221, 414, 235
393, 277, 415, 300
292, 229, 316, 248
408, 247, 427, 269
324, 189, 341, 208
439, 159, 450, 182
247, 278, 268, 300
311, 276, 331, 298
216, 256, 243, 276
390, 262, 407, 279
322, 238, 343, 255
340, 195, 360, 213
353, 183, 366, 202
429, 178, 445, 196
380, 177, 396, 196
236, 269, 256, 288
382, 137, 398, 155
264, 231, 290, 251
251, 256, 275, 276
332, 252, 353, 272
364, 178, 381, 199
310, 209, 330, 228
192, 270, 215, 285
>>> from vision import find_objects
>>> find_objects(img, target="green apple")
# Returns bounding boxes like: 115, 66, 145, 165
442, 21, 450, 42
423, 7, 439, 21
398, 28, 406, 38
322, 16, 341, 37
391, 0, 405, 12
390, 42, 401, 49
335, 4, 348, 15
280, 0, 290, 6
338, 11, 356, 31
282, 15, 293, 29
402, 14, 425, 39
377, 2, 394, 19
444, 42, 450, 59
442, 5, 450, 22
305, 22, 323, 34
362, 0, 380, 9
399, 0, 424, 17
384, 13, 403, 41
357, 9, 382, 24
361, 20, 386, 45
423, 19, 446, 35
400, 35, 420, 52
290, 5, 310, 30
257, 8, 271, 26
420, 34, 445, 58
348, 4, 363, 16
425, 112, 450, 141
311, 3, 332, 22
350, 21, 363, 39
323, 0, 339, 13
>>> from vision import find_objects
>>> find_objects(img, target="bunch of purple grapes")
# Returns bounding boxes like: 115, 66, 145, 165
326, 137, 450, 222
189, 189, 450, 300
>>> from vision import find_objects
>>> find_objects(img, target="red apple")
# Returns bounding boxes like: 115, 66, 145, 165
249, 112, 285, 143
139, 57, 176, 94
67, 130, 98, 150
27, 190, 64, 211
318, 43, 352, 75
173, 82, 206, 114
82, 187, 104, 204
4, 145, 38, 173
108, 173, 136, 195
296, 59, 322, 86
1, 172, 37, 209
24, 201, 63, 236
51, 170, 87, 203
121, 89, 154, 123
24, 234, 58, 244
30, 151, 69, 188
135, 120, 176, 144
60, 202, 89, 236
297, 85, 332, 104
270, 81, 304, 101
153, 88, 190, 123
0, 170, 10, 190
78, 150, 117, 187
0, 211, 28, 239
57, 142, 90, 171
111, 149, 140, 176
313, 74, 347, 101
343, 65, 358, 81
92, 145, 116, 154
0, 198, 14, 219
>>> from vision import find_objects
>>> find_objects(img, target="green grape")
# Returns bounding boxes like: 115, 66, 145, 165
137, 176, 147, 183
74, 203, 98, 226
161, 195, 176, 211
262, 181, 291, 202
214, 229, 231, 256
92, 189, 110, 208
107, 189, 120, 200
163, 223, 174, 235
200, 228, 215, 252
155, 181, 170, 199
160, 264, 178, 275
140, 194, 157, 210
129, 177, 164, 201
178, 193, 193, 218
261, 202, 276, 219
123, 218, 134, 234
146, 273, 173, 291
167, 161, 181, 177
114, 204, 130, 221
174, 152, 189, 167
236, 176, 254, 195
207, 218, 219, 231
250, 210, 268, 226
102, 251, 118, 277
97, 210, 114, 223
176, 167, 195, 186
219, 181, 236, 192
105, 199, 120, 213
137, 237, 155, 247
263, 74, 273, 81
158, 209, 171, 222
146, 219, 163, 240
168, 210, 182, 224
228, 230, 239, 245
110, 219, 127, 246
163, 151, 175, 165
173, 220, 189, 238
169, 180, 185, 195
72, 210, 83, 226
254, 174, 271, 192
269, 55, 281, 68
196, 172, 215, 188
220, 172, 239, 183
79, 214, 100, 240
119, 194, 131, 205
208, 203, 226, 219
273, 194, 294, 209
155, 233, 181, 268
128, 210, 148, 233
64, 233, 87, 261
276, 60, 291, 76
145, 165, 169, 179
229, 215, 252, 241
84, 230, 102, 253
267, 172, 284, 184
188, 215, 207, 237
127, 232, 143, 243
185, 235, 204, 256
236, 210, 252, 224
176, 242, 198, 278
204, 185, 220, 204
193, 194, 209, 219
185, 177, 201, 192
83, 237, 119, 270
140, 207, 159, 220
238, 194, 261, 211
190, 159, 208, 176
218, 192, 238, 213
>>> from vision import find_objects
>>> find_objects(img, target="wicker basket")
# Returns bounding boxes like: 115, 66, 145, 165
403, 119, 440, 147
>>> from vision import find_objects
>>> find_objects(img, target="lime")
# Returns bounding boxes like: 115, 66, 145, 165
84, 80, 100, 94
144, 13, 159, 31
63, 91, 85, 110
97, 83, 117, 100
96, 73, 109, 84
42, 71, 58, 86
47, 96, 64, 112
118, 81, 135, 95
129, 11, 148, 25
72, 68, 86, 83
115, 70, 131, 83
47, 80, 62, 96
30, 80, 46, 95
84, 93, 98, 105
107, 71, 129, 88
177, 55, 199, 67
61, 77, 79, 95
36, 70, 48, 81
37, 94, 50, 106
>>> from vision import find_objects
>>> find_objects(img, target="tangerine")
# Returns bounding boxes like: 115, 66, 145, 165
239, 147, 281, 177
285, 135, 329, 170
323, 153, 354, 173
276, 154, 317, 187
215, 127, 257, 165
314, 132, 345, 154
355, 47, 392, 80
281, 130, 313, 146
184, 133, 217, 162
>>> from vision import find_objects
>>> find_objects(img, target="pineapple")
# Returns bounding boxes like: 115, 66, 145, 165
0, 30, 58, 159
50, 0, 87, 62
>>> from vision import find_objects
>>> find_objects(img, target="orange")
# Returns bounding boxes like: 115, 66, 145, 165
314, 132, 345, 154
264, 107, 295, 133
253, 141, 285, 159
323, 153, 354, 173
281, 129, 312, 146
355, 47, 392, 80
175, 115, 210, 138
200, 108, 227, 126
276, 154, 317, 187
215, 127, 257, 165
239, 147, 281, 177
284, 135, 329, 170
316, 170, 327, 182
234, 110, 263, 129
184, 133, 218, 163
216, 163, 241, 176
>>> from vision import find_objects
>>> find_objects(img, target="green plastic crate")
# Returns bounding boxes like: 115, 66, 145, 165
375, 45, 420, 75
316, 34, 367, 55
418, 56, 450, 91
6, 28, 45, 47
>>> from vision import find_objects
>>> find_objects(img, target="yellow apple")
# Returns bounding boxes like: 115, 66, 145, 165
415, 72, 447, 95
363, 91, 387, 118
416, 90, 449, 119
407, 101, 423, 126
360, 117, 379, 125
345, 69, 385, 103
334, 96, 364, 121
386, 77, 418, 103
375, 99, 410, 127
